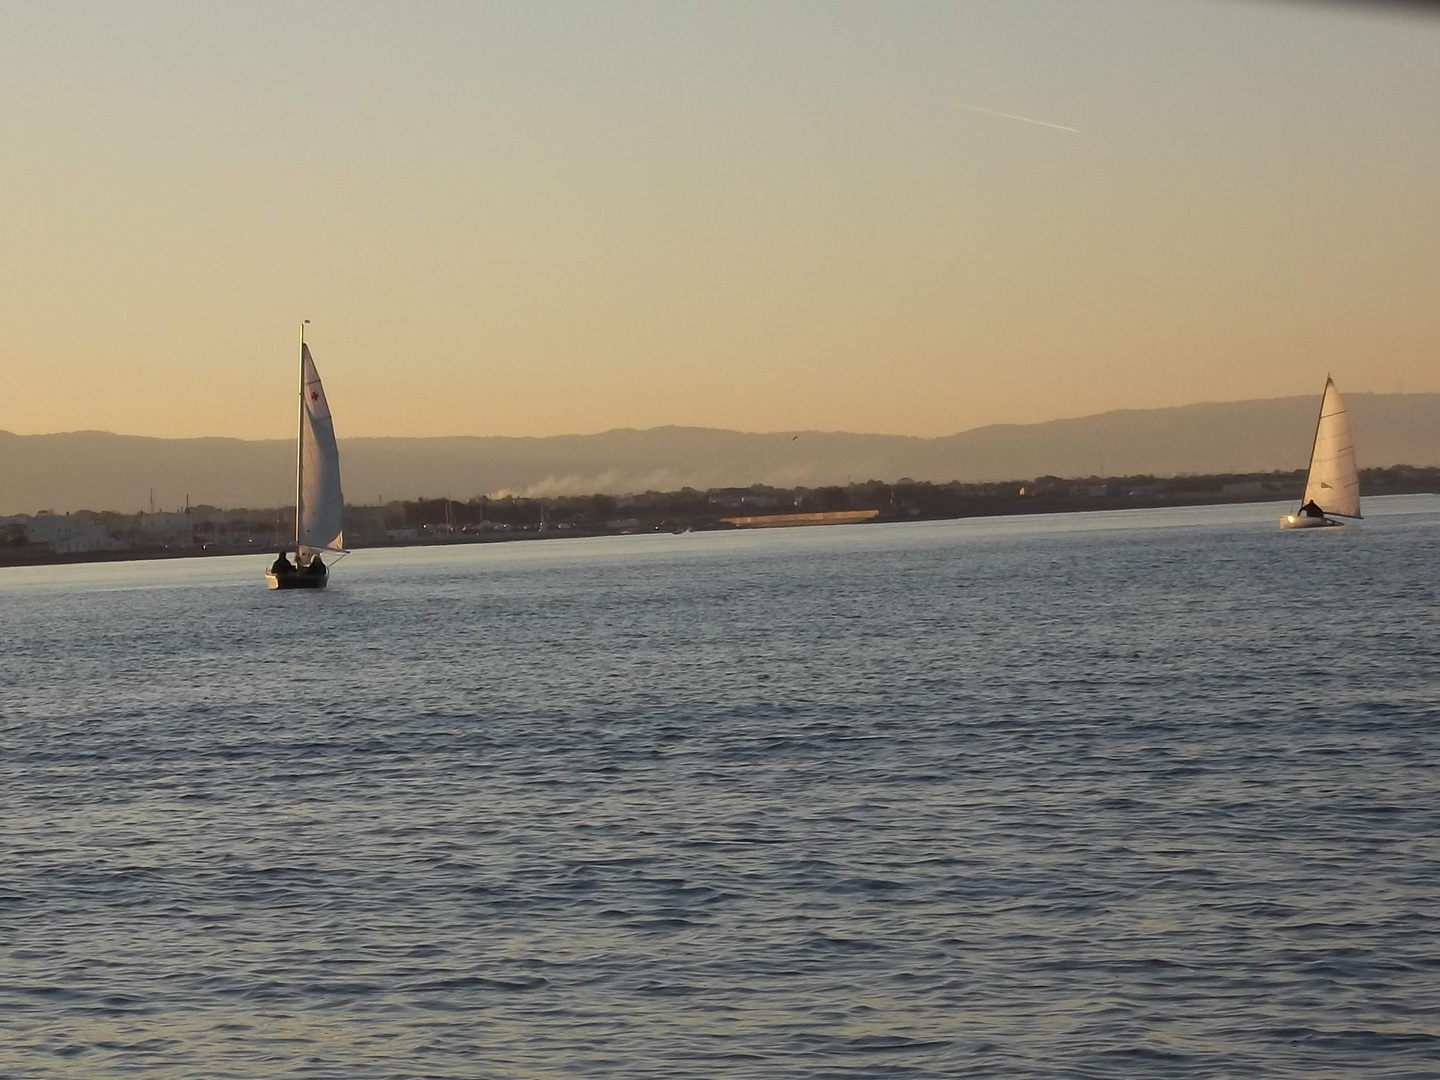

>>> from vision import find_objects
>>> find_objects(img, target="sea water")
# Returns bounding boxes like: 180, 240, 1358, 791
2, 498, 1438, 1079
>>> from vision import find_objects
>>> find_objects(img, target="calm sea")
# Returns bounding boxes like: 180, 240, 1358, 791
3, 498, 1439, 1079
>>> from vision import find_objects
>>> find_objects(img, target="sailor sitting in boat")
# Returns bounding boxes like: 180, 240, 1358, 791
270, 552, 295, 575
306, 554, 326, 576
1299, 500, 1325, 518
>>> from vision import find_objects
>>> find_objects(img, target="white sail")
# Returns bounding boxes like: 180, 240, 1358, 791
297, 343, 345, 556
1301, 378, 1360, 518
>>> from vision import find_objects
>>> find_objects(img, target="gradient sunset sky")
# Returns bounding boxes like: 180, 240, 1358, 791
3, 0, 1437, 439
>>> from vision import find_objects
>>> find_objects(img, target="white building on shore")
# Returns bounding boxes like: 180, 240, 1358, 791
21, 513, 126, 554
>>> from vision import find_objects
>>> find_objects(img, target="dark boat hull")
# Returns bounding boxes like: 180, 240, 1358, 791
265, 571, 328, 590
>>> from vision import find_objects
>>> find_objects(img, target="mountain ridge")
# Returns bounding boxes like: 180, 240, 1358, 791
4, 393, 1438, 515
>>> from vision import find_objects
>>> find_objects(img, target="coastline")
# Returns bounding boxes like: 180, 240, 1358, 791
7, 463, 1436, 570
11, 486, 1433, 571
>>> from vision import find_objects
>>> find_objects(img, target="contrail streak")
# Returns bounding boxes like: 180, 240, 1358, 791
949, 102, 1080, 134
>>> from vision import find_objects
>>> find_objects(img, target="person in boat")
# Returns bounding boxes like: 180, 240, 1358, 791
306, 554, 326, 576
1299, 500, 1325, 518
270, 552, 294, 575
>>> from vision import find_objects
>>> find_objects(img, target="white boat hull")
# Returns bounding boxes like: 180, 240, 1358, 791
1280, 514, 1343, 530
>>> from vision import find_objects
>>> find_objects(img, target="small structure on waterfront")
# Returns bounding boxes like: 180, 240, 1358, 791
719, 509, 880, 529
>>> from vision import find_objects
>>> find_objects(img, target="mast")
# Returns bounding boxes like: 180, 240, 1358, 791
296, 320, 308, 552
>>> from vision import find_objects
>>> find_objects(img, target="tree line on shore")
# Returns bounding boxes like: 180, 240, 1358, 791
384, 465, 1436, 533
6, 465, 1439, 564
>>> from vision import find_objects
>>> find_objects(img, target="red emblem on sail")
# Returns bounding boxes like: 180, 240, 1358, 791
310, 390, 320, 402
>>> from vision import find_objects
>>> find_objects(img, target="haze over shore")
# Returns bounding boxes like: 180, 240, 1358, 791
3, 393, 1438, 516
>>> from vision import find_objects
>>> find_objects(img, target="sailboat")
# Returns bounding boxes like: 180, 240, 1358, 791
1280, 376, 1361, 530
266, 324, 347, 588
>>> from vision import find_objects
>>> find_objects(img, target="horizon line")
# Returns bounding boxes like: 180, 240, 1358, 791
0, 388, 1426, 444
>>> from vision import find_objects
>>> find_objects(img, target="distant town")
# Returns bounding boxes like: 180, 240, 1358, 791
3, 465, 1437, 566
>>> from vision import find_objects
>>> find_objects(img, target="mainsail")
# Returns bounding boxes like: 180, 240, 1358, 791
296, 343, 345, 556
1301, 378, 1360, 518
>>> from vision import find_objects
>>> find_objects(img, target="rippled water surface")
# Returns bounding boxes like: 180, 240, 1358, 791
4, 499, 1440, 1078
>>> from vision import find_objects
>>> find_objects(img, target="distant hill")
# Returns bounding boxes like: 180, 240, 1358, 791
3, 393, 1439, 515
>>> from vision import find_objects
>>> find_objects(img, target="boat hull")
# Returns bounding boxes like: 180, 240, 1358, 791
1280, 514, 1343, 530
265, 571, 328, 590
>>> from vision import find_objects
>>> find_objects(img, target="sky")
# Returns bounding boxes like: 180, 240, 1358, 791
1, 0, 1437, 440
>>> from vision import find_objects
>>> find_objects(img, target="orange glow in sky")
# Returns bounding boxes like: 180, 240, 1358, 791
2, 1, 1437, 439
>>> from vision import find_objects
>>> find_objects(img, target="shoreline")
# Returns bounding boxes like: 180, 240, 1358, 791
6, 489, 1435, 570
